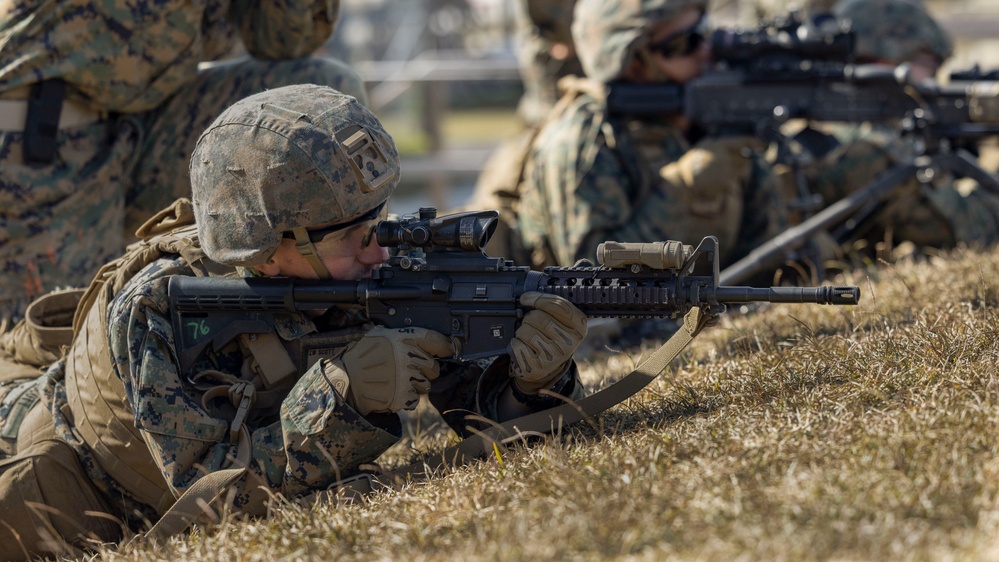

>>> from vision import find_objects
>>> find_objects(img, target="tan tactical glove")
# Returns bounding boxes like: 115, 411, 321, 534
334, 326, 455, 415
508, 292, 588, 395
661, 136, 764, 195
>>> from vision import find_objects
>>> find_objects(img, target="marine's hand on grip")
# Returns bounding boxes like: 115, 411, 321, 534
662, 136, 764, 192
335, 326, 455, 415
508, 292, 588, 395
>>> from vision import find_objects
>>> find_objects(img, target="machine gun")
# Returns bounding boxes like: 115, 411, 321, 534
167, 208, 860, 372
950, 65, 999, 82
605, 14, 999, 146
605, 12, 999, 285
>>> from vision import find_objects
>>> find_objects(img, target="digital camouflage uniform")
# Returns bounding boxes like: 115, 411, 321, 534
0, 0, 366, 325
517, 0, 787, 268
0, 86, 584, 560
794, 0, 999, 250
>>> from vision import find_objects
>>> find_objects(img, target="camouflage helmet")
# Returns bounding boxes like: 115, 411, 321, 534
572, 0, 708, 83
834, 0, 952, 63
191, 84, 399, 268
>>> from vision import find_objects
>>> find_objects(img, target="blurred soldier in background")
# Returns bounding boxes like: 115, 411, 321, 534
0, 0, 367, 328
792, 0, 999, 255
468, 0, 582, 263
838, 0, 945, 83
751, 0, 840, 20
515, 0, 787, 269
0, 85, 588, 559
515, 0, 584, 126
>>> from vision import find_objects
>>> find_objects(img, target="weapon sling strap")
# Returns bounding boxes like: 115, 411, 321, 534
146, 306, 710, 538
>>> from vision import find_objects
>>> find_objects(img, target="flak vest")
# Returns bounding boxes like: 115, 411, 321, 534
64, 198, 233, 515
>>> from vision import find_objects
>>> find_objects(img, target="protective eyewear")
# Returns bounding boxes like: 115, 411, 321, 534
283, 202, 388, 247
649, 15, 707, 59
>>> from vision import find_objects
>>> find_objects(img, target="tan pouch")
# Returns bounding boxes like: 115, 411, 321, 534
0, 439, 122, 561
0, 288, 83, 368
0, 289, 82, 456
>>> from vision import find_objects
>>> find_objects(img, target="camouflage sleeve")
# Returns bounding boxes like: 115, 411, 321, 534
523, 99, 728, 265
807, 125, 999, 248
108, 268, 397, 512
565, 139, 671, 263
524, 98, 790, 266
521, 99, 648, 265
270, 360, 400, 499
231, 0, 337, 60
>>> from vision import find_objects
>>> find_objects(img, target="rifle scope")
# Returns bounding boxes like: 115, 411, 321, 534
710, 16, 854, 65
376, 208, 498, 252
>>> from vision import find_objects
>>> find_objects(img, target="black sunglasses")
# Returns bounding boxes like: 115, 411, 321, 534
648, 14, 707, 59
282, 202, 386, 245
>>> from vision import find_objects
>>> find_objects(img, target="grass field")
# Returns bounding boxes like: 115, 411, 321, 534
86, 245, 999, 561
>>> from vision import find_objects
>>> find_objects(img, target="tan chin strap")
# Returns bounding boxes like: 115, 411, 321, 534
290, 227, 332, 279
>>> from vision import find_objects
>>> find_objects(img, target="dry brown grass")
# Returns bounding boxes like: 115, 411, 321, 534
84, 245, 999, 561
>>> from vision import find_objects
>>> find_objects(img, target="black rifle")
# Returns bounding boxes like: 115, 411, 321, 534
605, 13, 999, 285
950, 65, 999, 82
167, 209, 860, 372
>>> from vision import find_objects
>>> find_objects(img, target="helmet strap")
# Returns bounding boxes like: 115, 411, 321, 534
290, 227, 332, 279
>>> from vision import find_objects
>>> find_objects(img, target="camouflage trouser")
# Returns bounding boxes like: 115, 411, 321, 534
0, 438, 121, 561
0, 56, 367, 325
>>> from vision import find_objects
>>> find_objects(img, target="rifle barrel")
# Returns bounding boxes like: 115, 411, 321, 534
715, 285, 860, 305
